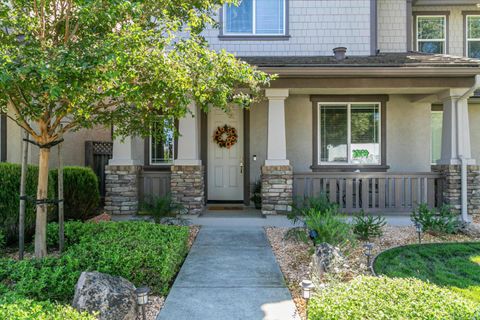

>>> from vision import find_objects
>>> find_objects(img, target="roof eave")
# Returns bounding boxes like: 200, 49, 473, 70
257, 66, 480, 78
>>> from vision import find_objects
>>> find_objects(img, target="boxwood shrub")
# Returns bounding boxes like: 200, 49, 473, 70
1, 221, 190, 303
0, 293, 96, 320
308, 276, 480, 320
0, 164, 100, 244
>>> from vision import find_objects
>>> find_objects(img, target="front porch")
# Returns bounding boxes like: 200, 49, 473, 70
104, 54, 480, 218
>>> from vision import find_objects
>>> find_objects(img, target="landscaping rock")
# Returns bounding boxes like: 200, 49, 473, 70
312, 243, 348, 276
461, 222, 480, 237
159, 217, 191, 226
72, 271, 137, 320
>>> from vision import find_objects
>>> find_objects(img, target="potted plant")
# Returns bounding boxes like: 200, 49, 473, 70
251, 180, 262, 209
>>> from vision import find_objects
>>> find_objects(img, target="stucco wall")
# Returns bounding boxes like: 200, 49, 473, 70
386, 95, 432, 172
413, 5, 479, 56
285, 95, 312, 172
203, 0, 372, 56
249, 100, 267, 184
5, 115, 111, 168
378, 0, 407, 53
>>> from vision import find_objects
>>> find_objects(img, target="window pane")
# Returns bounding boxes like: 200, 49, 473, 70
469, 41, 480, 58
351, 104, 380, 165
256, 0, 284, 34
225, 0, 253, 34
418, 41, 444, 54
431, 111, 443, 164
150, 121, 174, 164
320, 105, 348, 163
468, 16, 480, 39
417, 16, 445, 40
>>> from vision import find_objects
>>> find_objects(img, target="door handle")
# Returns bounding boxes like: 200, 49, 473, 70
240, 159, 244, 174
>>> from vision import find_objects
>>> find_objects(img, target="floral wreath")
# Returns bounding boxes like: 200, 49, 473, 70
213, 125, 238, 149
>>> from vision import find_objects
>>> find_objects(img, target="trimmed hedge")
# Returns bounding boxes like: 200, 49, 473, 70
50, 167, 100, 221
308, 276, 480, 320
0, 164, 99, 244
0, 163, 55, 243
0, 293, 96, 320
1, 221, 190, 303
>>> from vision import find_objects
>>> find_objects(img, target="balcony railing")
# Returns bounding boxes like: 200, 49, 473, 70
293, 172, 444, 213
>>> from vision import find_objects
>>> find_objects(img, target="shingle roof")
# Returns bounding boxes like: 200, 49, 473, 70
241, 52, 480, 68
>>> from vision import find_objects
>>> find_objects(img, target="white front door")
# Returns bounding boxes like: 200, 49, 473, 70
208, 107, 244, 201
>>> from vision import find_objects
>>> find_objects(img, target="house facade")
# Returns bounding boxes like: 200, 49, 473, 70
104, 0, 480, 217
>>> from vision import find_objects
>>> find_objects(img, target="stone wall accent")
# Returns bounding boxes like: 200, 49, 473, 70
104, 165, 142, 215
170, 165, 205, 215
433, 165, 480, 216
261, 165, 293, 215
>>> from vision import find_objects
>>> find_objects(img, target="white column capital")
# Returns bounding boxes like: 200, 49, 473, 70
265, 88, 289, 100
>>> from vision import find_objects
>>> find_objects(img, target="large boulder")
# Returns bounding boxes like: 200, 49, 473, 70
312, 243, 348, 277
461, 222, 480, 238
72, 271, 137, 320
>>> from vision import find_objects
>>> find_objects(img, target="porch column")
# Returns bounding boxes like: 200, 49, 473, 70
105, 135, 143, 215
438, 89, 475, 165
265, 89, 289, 166
171, 103, 205, 215
261, 89, 293, 215
433, 89, 480, 218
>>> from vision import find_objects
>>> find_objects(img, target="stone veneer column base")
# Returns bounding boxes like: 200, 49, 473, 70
432, 165, 480, 216
170, 165, 205, 215
104, 165, 142, 215
261, 165, 293, 215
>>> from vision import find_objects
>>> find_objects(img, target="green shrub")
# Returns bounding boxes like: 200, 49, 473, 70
0, 293, 96, 320
0, 163, 55, 243
304, 208, 355, 247
308, 276, 480, 320
140, 194, 184, 223
289, 193, 338, 224
51, 167, 100, 221
0, 230, 5, 251
352, 211, 386, 240
411, 203, 460, 234
2, 222, 190, 302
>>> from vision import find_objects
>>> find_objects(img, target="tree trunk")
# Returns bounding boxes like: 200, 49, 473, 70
34, 147, 50, 258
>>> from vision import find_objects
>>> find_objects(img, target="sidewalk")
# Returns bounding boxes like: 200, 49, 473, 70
157, 226, 301, 320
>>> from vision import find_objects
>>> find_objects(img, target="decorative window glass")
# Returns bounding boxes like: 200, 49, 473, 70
318, 103, 381, 165
417, 15, 446, 54
149, 120, 175, 165
224, 0, 285, 35
467, 15, 480, 58
431, 111, 443, 164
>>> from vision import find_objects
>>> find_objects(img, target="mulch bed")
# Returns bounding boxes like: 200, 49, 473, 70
265, 220, 480, 320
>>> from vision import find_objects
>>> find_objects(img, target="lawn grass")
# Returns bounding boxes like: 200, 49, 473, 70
373, 242, 480, 303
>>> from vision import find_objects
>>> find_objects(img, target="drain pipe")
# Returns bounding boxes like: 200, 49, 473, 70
458, 75, 480, 223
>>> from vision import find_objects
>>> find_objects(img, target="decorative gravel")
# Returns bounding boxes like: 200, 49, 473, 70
265, 222, 480, 320
136, 225, 200, 320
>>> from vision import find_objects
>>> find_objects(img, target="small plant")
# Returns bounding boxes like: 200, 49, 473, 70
141, 194, 184, 223
289, 193, 338, 224
0, 230, 5, 252
411, 203, 460, 235
304, 208, 355, 248
250, 180, 262, 209
352, 211, 386, 240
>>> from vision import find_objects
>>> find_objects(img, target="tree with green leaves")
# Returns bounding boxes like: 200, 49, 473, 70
0, 0, 272, 258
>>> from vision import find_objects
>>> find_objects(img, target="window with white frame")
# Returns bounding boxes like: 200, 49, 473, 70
149, 120, 175, 165
467, 15, 480, 58
318, 103, 381, 165
223, 0, 285, 35
416, 15, 446, 54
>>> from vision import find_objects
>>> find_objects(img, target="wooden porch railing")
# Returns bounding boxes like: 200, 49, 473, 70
140, 171, 171, 199
293, 172, 444, 213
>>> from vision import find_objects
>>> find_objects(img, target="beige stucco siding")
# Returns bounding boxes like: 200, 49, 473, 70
249, 100, 268, 184
470, 103, 480, 162
386, 95, 432, 172
285, 95, 312, 173
6, 117, 23, 163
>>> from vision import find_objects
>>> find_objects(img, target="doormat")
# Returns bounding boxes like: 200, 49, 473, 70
208, 206, 244, 211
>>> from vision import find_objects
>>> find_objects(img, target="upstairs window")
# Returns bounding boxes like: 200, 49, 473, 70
149, 120, 175, 165
467, 15, 480, 58
224, 0, 285, 35
416, 15, 447, 54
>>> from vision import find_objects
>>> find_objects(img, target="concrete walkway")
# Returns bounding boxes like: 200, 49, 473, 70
157, 227, 301, 320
